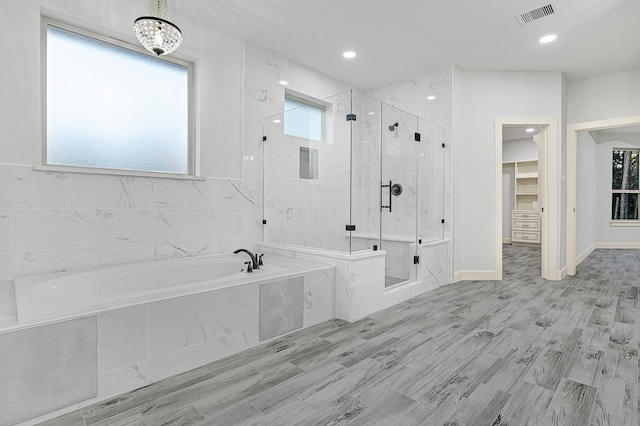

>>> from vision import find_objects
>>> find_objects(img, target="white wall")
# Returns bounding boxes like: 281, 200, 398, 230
454, 70, 562, 272
568, 68, 640, 124
575, 130, 640, 255
595, 134, 640, 244
576, 131, 597, 256
567, 68, 640, 266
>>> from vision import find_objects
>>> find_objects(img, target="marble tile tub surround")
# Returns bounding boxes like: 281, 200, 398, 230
258, 239, 451, 322
7, 259, 335, 426
0, 163, 263, 282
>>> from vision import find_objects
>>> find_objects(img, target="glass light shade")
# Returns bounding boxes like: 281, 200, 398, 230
134, 0, 182, 56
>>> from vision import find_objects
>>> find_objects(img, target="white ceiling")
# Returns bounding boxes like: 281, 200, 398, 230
170, 0, 640, 90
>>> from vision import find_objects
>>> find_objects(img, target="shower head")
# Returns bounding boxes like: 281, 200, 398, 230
388, 122, 399, 131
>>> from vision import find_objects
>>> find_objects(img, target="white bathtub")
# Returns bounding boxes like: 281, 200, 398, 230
14, 254, 287, 323
5, 253, 337, 426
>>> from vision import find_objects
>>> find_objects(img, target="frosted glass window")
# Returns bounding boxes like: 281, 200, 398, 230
284, 97, 323, 141
46, 23, 190, 174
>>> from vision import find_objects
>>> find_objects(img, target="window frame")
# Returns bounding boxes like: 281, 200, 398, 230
284, 89, 330, 143
40, 16, 197, 179
611, 147, 640, 225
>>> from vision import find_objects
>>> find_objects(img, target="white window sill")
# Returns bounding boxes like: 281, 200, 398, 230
34, 165, 205, 181
610, 220, 640, 227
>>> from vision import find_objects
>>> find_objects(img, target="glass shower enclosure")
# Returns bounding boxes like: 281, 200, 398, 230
263, 90, 444, 288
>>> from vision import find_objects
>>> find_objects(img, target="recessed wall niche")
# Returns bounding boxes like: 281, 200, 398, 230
299, 147, 319, 180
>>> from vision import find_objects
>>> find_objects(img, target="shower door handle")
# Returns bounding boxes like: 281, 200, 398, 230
381, 180, 392, 212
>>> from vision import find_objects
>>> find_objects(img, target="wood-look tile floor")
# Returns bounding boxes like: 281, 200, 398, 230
41, 246, 639, 425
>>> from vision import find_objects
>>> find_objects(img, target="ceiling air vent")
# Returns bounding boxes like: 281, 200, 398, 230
516, 2, 557, 26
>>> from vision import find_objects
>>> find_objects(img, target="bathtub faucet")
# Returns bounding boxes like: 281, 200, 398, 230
233, 249, 261, 270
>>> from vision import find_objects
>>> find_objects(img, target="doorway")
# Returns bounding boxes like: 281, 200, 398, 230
494, 117, 559, 281
566, 115, 640, 275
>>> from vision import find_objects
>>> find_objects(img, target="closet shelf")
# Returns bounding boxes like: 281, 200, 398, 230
511, 160, 540, 246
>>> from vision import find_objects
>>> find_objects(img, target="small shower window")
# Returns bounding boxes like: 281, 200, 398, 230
284, 92, 324, 141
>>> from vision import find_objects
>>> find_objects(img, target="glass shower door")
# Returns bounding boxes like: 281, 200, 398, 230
262, 90, 353, 252
380, 103, 419, 287
350, 93, 382, 253
417, 118, 445, 243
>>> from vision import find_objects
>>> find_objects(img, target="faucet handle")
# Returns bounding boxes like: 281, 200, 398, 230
258, 254, 264, 266
244, 261, 253, 273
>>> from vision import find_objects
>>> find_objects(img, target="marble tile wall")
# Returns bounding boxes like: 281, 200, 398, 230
367, 64, 454, 250
262, 90, 353, 252
0, 164, 262, 281
0, 43, 354, 282
0, 43, 452, 285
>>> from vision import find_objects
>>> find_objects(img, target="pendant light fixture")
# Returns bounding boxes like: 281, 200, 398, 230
134, 0, 183, 56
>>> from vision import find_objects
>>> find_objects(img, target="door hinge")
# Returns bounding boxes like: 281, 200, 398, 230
262, 219, 267, 224
346, 225, 356, 231
346, 114, 357, 121
441, 219, 445, 224
414, 132, 421, 142
442, 143, 445, 148
263, 136, 267, 142
414, 255, 420, 264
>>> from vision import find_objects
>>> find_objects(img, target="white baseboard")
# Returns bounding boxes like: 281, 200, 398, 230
502, 238, 512, 244
570, 243, 640, 274
454, 270, 500, 282
577, 244, 596, 267
596, 242, 640, 249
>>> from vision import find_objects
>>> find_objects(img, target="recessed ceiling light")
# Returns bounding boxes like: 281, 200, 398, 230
427, 95, 436, 100
368, 111, 376, 115
278, 80, 289, 86
273, 119, 281, 123
343, 51, 356, 59
526, 128, 535, 132
539, 34, 557, 44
